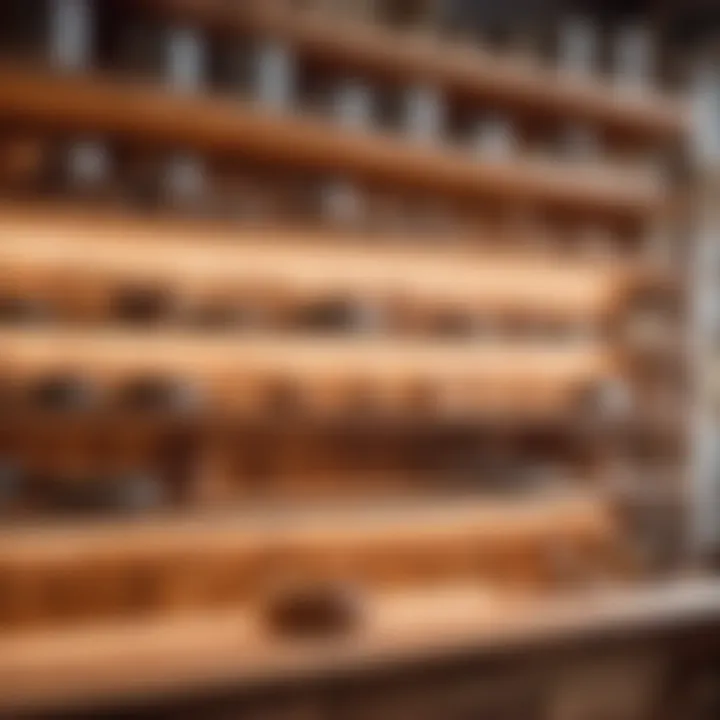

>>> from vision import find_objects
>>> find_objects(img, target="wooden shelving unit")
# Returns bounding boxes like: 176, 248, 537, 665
0, 2, 708, 718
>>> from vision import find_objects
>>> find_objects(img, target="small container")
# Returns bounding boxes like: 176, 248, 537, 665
28, 373, 100, 414
404, 83, 445, 143
260, 577, 365, 639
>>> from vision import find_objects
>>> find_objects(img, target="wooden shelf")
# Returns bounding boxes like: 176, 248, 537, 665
0, 65, 665, 218
0, 205, 636, 321
0, 329, 617, 417
0, 494, 611, 561
139, 0, 687, 143
0, 577, 717, 714
0, 494, 619, 628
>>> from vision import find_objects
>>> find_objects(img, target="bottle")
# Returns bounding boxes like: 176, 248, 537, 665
48, 1, 117, 203
620, 287, 674, 357
106, 471, 166, 514
296, 297, 385, 334
116, 376, 203, 416
40, 470, 164, 515
557, 15, 601, 163
575, 377, 634, 425
404, 83, 445, 144
48, 0, 93, 70
253, 36, 296, 112
613, 23, 655, 92
61, 137, 115, 202
321, 79, 374, 228
112, 284, 176, 326
28, 373, 99, 413
473, 114, 516, 159
0, 296, 49, 325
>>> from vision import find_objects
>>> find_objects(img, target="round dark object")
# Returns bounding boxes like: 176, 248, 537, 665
113, 285, 174, 326
262, 581, 363, 639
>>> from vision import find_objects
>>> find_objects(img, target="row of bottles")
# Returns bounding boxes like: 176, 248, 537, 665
0, 1, 674, 190
0, 370, 631, 419
283, 0, 661, 92
0, 1, 663, 84
0, 404, 679, 514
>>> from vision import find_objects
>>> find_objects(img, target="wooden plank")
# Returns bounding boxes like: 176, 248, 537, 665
0, 205, 637, 321
0, 495, 623, 630
0, 65, 665, 218
0, 494, 613, 558
0, 328, 617, 417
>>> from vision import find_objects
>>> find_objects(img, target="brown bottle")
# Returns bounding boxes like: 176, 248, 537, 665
40, 470, 164, 516
28, 373, 99, 414
295, 297, 385, 334
111, 283, 177, 327
116, 376, 203, 416
0, 296, 50, 325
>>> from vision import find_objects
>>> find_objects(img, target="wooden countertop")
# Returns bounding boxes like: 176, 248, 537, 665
0, 577, 717, 713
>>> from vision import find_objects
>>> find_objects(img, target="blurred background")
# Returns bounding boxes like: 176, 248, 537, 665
0, 1, 720, 718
